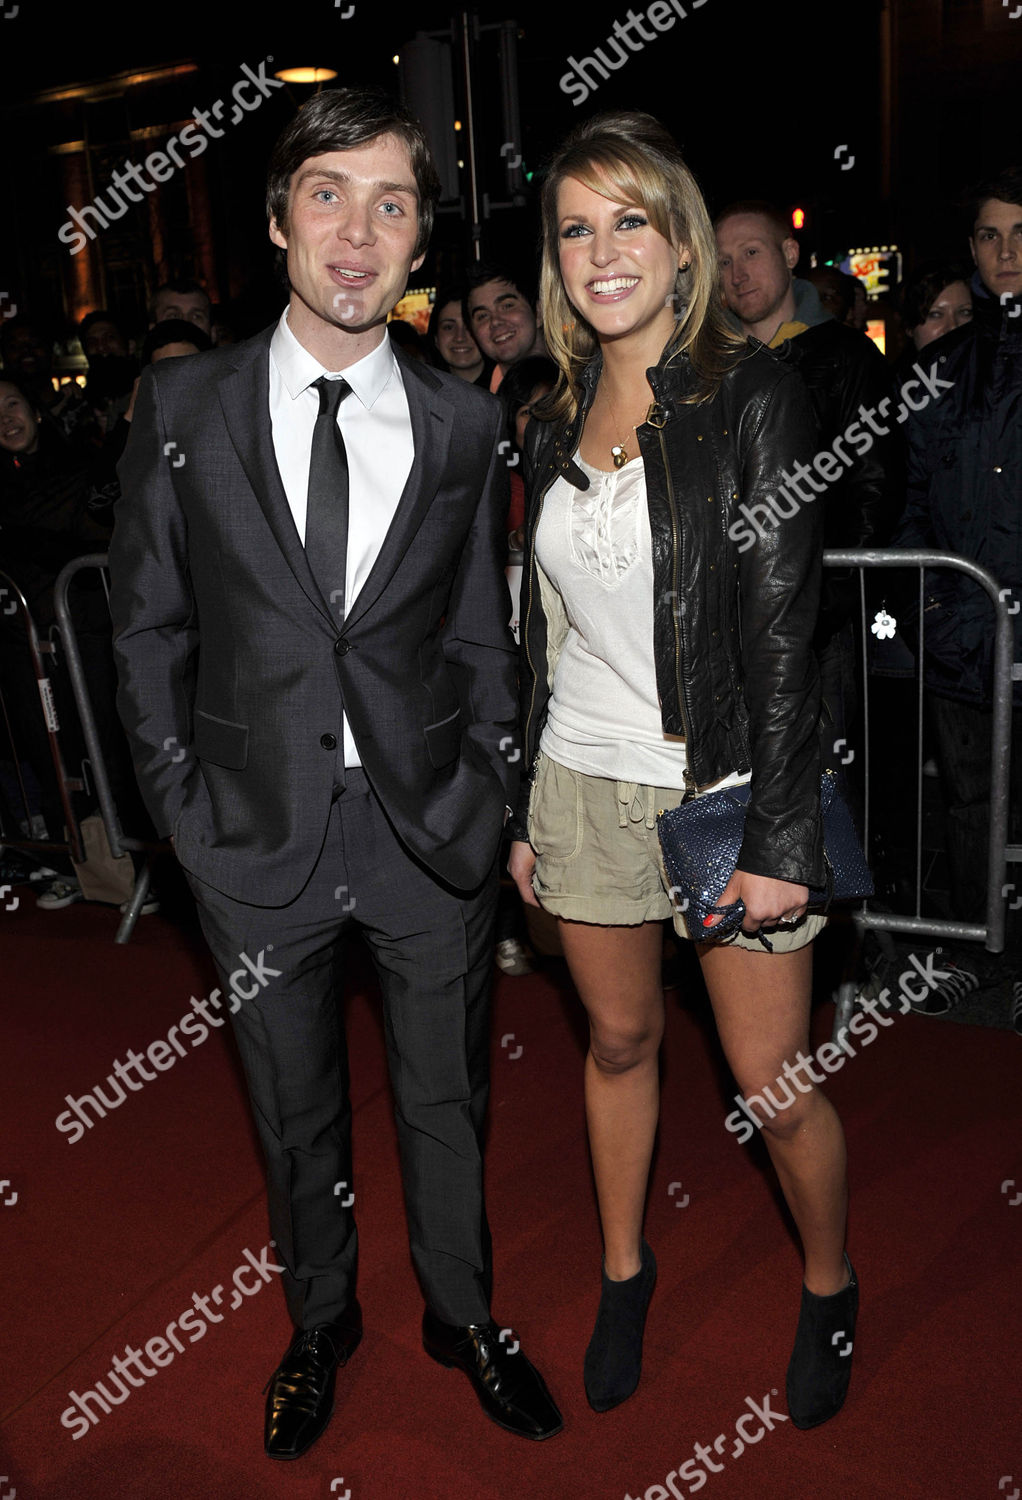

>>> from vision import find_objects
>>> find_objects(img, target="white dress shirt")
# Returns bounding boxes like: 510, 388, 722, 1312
269, 309, 414, 767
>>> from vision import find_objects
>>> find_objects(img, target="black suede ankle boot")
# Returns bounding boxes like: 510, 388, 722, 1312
785, 1254, 858, 1430
583, 1240, 657, 1412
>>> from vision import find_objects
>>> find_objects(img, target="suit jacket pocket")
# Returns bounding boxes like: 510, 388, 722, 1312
194, 708, 249, 770
424, 705, 461, 769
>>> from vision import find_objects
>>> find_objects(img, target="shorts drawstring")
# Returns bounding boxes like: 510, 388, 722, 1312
616, 781, 659, 830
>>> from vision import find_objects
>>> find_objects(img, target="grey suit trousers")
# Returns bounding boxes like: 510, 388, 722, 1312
186, 768, 498, 1329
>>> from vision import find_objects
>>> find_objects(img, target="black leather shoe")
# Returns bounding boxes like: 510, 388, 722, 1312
264, 1303, 363, 1460
422, 1310, 563, 1440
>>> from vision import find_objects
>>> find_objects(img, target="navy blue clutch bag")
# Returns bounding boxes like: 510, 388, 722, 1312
656, 770, 873, 943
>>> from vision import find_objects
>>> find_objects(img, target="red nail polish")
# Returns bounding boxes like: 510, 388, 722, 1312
703, 915, 715, 927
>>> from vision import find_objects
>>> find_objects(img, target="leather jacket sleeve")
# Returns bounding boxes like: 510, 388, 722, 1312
734, 365, 826, 888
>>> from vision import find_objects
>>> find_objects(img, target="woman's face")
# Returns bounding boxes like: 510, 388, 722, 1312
434, 301, 481, 371
514, 381, 554, 451
555, 175, 687, 353
0, 382, 40, 455
911, 280, 973, 350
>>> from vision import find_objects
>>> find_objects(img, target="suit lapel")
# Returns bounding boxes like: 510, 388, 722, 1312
342, 356, 454, 631
217, 327, 333, 624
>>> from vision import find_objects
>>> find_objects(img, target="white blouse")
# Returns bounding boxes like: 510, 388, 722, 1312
536, 451, 748, 793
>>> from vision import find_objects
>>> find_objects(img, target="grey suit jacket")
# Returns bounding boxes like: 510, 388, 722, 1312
108, 324, 518, 904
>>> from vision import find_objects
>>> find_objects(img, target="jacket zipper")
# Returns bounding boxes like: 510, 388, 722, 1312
521, 460, 560, 769
658, 423, 696, 793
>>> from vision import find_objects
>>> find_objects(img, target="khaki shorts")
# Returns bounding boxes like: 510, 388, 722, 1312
527, 751, 825, 951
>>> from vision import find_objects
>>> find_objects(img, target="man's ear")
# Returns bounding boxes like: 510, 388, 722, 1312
534, 300, 543, 331
968, 235, 978, 268
269, 217, 287, 252
410, 251, 426, 275
782, 236, 800, 272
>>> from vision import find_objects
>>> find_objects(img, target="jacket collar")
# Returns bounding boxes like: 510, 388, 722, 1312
970, 273, 1022, 347
540, 340, 701, 490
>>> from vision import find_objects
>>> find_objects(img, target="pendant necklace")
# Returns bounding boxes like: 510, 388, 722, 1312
603, 385, 649, 469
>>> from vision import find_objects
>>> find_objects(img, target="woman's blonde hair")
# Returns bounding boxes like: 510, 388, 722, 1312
538, 111, 746, 422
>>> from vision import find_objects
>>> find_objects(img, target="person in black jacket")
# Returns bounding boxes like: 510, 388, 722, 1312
508, 112, 857, 1431
0, 377, 114, 877
895, 170, 1022, 1021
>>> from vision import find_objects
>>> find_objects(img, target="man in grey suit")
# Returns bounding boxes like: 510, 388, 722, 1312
109, 87, 562, 1458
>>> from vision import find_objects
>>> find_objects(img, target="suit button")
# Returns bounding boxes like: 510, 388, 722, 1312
334, 638, 350, 655
320, 733, 337, 750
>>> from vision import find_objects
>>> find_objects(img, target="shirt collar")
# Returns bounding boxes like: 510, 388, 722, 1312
270, 307, 400, 410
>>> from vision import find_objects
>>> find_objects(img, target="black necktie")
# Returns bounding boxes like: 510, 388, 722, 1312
306, 375, 352, 621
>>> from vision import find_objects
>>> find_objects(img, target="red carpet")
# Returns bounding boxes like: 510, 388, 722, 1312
1, 898, 1019, 1500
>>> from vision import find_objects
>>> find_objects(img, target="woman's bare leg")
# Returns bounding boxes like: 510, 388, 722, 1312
698, 942, 848, 1294
557, 918, 665, 1279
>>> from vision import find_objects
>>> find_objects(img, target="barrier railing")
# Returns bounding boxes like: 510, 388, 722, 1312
6, 551, 1016, 966
0, 567, 86, 865
52, 553, 167, 943
824, 548, 1017, 1035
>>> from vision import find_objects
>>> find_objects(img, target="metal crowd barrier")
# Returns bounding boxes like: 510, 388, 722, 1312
825, 548, 1017, 1037
53, 553, 167, 943
10, 549, 1014, 967
0, 567, 87, 866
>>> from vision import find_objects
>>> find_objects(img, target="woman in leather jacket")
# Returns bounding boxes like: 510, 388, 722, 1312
508, 112, 857, 1429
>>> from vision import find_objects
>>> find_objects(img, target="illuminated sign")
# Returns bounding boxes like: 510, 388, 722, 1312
389, 288, 435, 335
840, 246, 902, 298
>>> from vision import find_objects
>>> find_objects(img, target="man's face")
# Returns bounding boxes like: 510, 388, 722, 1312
2, 325, 50, 377
0, 382, 40, 455
151, 289, 211, 334
810, 271, 848, 321
466, 278, 539, 367
269, 133, 424, 344
82, 319, 128, 359
716, 213, 799, 329
970, 197, 1022, 301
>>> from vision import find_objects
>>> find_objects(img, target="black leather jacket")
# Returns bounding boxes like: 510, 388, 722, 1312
511, 340, 826, 890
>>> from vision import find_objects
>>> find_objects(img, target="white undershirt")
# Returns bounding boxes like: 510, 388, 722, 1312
269, 310, 414, 767
536, 452, 748, 791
